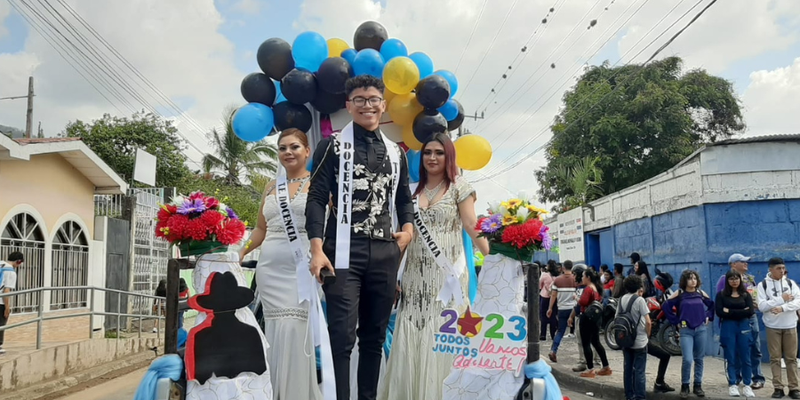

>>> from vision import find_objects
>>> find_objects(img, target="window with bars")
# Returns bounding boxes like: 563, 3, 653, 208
50, 221, 89, 310
0, 212, 46, 314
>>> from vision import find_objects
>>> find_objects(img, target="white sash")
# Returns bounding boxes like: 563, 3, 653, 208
412, 197, 465, 306
335, 122, 400, 270
275, 169, 336, 400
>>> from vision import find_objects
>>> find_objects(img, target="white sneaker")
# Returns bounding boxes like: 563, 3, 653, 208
782, 358, 787, 369
565, 333, 575, 338
0, 347, 5, 355
729, 385, 740, 397
741, 385, 755, 398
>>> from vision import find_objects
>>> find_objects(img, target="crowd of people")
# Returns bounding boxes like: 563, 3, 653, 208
538, 253, 800, 400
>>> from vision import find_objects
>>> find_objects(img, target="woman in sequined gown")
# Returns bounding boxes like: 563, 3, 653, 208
239, 129, 322, 400
380, 133, 490, 400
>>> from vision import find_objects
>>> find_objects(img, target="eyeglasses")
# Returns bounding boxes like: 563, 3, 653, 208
348, 96, 383, 107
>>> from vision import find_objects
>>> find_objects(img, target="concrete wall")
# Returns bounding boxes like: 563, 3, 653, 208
0, 336, 161, 392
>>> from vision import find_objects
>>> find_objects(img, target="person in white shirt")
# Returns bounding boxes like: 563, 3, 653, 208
756, 257, 800, 399
0, 251, 22, 355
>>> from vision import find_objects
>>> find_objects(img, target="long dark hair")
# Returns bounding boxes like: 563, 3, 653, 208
723, 270, 747, 297
584, 269, 603, 294
413, 133, 458, 197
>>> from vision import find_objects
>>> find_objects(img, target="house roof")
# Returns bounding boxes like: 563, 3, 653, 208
0, 135, 127, 194
708, 133, 800, 146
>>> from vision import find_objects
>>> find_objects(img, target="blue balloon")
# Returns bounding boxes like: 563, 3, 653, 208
380, 38, 408, 61
292, 31, 328, 72
407, 149, 421, 183
274, 80, 287, 104
435, 70, 458, 98
232, 103, 274, 142
352, 49, 385, 78
341, 49, 357, 65
438, 99, 459, 121
409, 52, 434, 78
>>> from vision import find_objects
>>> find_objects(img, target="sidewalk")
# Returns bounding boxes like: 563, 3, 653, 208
545, 335, 782, 400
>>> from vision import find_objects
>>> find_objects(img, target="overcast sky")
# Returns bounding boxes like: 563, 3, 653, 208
1, 0, 798, 208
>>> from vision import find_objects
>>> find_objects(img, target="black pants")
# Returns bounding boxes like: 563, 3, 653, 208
539, 297, 557, 339
323, 237, 401, 400
0, 304, 7, 347
579, 314, 609, 370
648, 341, 672, 384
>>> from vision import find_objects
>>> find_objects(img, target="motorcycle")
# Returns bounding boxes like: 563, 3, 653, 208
603, 272, 682, 356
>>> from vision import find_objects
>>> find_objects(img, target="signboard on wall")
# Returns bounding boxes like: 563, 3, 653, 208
558, 207, 585, 263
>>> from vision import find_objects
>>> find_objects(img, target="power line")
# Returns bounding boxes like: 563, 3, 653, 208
453, 0, 489, 75
470, 0, 718, 183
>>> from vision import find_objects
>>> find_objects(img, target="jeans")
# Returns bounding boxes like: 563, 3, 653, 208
623, 347, 648, 400
579, 314, 609, 370
736, 314, 765, 384
679, 324, 707, 385
0, 304, 7, 347
539, 297, 557, 340
550, 309, 573, 353
721, 319, 752, 385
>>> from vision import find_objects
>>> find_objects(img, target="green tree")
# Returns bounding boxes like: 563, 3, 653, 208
536, 56, 744, 208
63, 112, 190, 187
553, 156, 604, 211
202, 106, 278, 186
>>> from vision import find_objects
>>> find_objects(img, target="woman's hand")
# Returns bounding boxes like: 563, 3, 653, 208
723, 307, 729, 313
568, 316, 574, 328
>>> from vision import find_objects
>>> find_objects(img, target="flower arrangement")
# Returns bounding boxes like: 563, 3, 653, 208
155, 191, 246, 256
476, 198, 553, 261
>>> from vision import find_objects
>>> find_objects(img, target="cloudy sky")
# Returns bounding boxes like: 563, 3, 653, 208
1, 0, 798, 209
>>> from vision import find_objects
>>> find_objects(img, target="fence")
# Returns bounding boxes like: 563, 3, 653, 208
0, 285, 165, 350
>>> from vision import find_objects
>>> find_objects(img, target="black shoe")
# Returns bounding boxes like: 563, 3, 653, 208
680, 384, 690, 399
654, 382, 676, 393
773, 389, 786, 399
753, 381, 765, 390
789, 389, 800, 399
693, 384, 705, 397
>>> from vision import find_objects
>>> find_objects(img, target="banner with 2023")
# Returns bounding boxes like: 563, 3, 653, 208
433, 306, 527, 374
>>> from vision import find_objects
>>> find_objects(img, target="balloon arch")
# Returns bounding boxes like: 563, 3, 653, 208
233, 21, 493, 177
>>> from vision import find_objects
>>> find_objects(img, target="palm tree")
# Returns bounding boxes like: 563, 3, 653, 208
202, 106, 278, 186
555, 156, 604, 209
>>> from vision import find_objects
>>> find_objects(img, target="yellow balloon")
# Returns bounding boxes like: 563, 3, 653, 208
402, 124, 423, 151
382, 57, 420, 94
388, 93, 423, 127
384, 88, 398, 105
327, 38, 349, 58
454, 135, 492, 170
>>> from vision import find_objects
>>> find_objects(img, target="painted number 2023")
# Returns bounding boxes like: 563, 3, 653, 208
438, 310, 526, 341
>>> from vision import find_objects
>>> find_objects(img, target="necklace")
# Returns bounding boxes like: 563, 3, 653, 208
424, 180, 444, 203
287, 174, 310, 184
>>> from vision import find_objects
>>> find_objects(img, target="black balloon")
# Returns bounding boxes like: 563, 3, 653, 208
447, 100, 465, 131
240, 73, 276, 106
311, 87, 346, 114
317, 57, 352, 94
354, 21, 388, 51
412, 109, 447, 143
415, 75, 451, 109
281, 69, 317, 105
257, 38, 295, 80
273, 102, 313, 132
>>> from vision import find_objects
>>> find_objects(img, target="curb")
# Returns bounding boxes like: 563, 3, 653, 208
0, 351, 156, 400
551, 366, 731, 400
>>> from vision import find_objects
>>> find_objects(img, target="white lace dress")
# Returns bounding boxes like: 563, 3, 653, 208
379, 177, 473, 400
256, 191, 322, 400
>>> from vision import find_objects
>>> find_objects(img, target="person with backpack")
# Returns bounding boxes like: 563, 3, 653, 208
663, 270, 715, 399
547, 260, 577, 363
573, 268, 612, 378
0, 252, 22, 355
756, 257, 800, 399
616, 275, 652, 400
716, 270, 756, 398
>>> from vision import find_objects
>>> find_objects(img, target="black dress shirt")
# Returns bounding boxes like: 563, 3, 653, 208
305, 123, 414, 241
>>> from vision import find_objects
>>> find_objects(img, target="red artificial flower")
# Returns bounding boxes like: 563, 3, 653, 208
166, 214, 190, 241
204, 197, 220, 210
157, 204, 177, 222
476, 217, 488, 232
527, 219, 544, 241
184, 218, 209, 241
501, 219, 545, 249
216, 219, 246, 245
200, 210, 225, 233
188, 192, 205, 201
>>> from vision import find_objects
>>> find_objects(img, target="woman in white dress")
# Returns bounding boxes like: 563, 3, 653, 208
239, 128, 321, 400
380, 133, 490, 400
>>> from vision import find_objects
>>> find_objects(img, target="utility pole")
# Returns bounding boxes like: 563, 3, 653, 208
26, 77, 34, 139
0, 76, 35, 139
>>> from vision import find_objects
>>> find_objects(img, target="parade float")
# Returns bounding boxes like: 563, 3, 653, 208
134, 19, 563, 400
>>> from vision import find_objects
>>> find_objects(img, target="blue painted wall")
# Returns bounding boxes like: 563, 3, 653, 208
586, 199, 800, 359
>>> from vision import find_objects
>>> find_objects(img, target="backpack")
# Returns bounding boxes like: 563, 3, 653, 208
583, 287, 604, 324
761, 279, 795, 300
612, 294, 641, 349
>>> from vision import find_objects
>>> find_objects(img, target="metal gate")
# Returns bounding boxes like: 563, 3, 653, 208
131, 189, 169, 315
